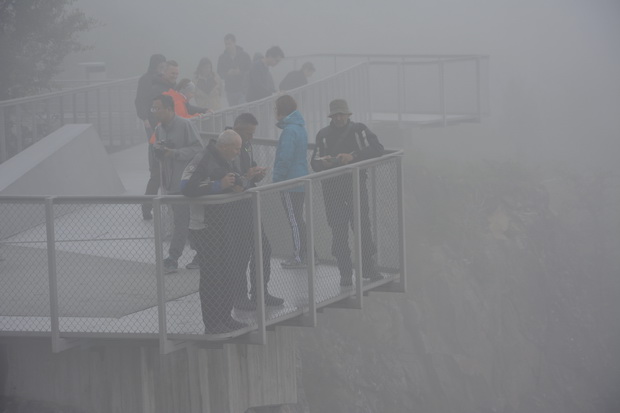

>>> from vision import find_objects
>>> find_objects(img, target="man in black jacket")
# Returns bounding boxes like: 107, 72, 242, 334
135, 54, 166, 220
217, 34, 251, 106
181, 130, 250, 334
232, 113, 284, 310
310, 99, 384, 286
246, 46, 284, 102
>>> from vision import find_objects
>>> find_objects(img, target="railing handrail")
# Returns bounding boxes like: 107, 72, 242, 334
0, 76, 139, 108
0, 150, 403, 204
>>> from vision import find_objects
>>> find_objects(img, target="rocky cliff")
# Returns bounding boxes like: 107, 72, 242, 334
293, 157, 620, 413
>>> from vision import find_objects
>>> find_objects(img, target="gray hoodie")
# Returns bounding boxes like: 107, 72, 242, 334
154, 115, 203, 193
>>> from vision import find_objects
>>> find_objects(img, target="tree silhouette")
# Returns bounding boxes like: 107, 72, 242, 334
0, 0, 97, 100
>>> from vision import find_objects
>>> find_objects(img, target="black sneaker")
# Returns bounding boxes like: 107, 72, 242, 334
204, 317, 248, 334
163, 257, 178, 274
265, 292, 284, 306
281, 258, 307, 269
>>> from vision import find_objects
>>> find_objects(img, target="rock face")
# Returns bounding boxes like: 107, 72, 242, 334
293, 159, 620, 413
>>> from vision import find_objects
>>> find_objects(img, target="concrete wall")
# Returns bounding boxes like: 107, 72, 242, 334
0, 328, 297, 413
0, 124, 125, 196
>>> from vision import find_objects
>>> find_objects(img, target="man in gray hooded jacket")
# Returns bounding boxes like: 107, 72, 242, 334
151, 94, 203, 273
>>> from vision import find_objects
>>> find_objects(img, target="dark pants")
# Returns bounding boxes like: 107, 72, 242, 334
322, 174, 377, 278
280, 191, 307, 263
168, 202, 189, 261
191, 203, 252, 329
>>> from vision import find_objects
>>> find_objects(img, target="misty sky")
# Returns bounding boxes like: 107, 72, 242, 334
69, 0, 620, 169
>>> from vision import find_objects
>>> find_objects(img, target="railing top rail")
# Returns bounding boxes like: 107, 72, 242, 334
285, 53, 488, 61
0, 76, 139, 108
0, 150, 402, 205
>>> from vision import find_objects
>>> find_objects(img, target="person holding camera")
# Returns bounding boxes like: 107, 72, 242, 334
181, 130, 254, 334
310, 99, 385, 286
151, 94, 203, 274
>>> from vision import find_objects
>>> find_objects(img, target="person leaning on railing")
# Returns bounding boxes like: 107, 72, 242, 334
310, 99, 385, 287
180, 130, 252, 334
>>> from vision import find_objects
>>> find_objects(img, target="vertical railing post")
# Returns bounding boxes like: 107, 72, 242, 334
84, 91, 89, 124
0, 108, 6, 162
15, 104, 23, 153
153, 197, 170, 353
476, 57, 482, 121
439, 59, 446, 127
304, 180, 317, 326
351, 168, 363, 308
252, 191, 267, 344
59, 95, 65, 127
395, 156, 407, 293
46, 197, 80, 352
397, 61, 403, 128
96, 88, 102, 139
72, 93, 77, 123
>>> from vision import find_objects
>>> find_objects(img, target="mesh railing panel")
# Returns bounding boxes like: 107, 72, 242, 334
0, 153, 403, 340
0, 201, 50, 332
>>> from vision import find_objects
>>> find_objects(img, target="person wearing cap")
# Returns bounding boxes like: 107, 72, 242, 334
310, 99, 385, 286
279, 61, 315, 91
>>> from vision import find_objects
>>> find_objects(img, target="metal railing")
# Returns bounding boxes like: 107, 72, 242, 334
0, 53, 488, 164
0, 77, 141, 163
0, 145, 405, 353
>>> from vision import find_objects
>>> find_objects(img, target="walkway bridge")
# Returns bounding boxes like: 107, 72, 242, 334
0, 54, 488, 412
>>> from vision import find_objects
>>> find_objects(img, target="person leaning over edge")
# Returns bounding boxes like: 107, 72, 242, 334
181, 130, 250, 334
310, 99, 385, 287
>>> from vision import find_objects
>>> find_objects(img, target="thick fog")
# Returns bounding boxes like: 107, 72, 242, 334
68, 0, 620, 170
37, 1, 620, 412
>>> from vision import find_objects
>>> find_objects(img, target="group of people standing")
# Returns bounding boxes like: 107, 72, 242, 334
134, 36, 384, 334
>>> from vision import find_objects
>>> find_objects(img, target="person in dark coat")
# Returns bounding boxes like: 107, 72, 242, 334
135, 54, 166, 220
246, 46, 284, 102
181, 130, 250, 334
310, 99, 385, 286
279, 62, 315, 91
216, 34, 251, 106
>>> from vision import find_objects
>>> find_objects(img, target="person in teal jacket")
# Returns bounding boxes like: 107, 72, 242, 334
273, 95, 310, 268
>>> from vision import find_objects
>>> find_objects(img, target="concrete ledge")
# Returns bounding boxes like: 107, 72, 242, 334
0, 124, 125, 196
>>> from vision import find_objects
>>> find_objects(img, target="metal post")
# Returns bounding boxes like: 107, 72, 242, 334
46, 198, 80, 352
84, 91, 89, 124
72, 93, 77, 123
396, 156, 407, 292
153, 198, 170, 353
45, 99, 52, 138
107, 88, 113, 146
0, 109, 6, 162
59, 95, 64, 127
476, 57, 482, 122
439, 60, 446, 127
252, 192, 267, 344
15, 104, 23, 153
304, 180, 317, 326
352, 168, 363, 308
370, 166, 379, 265
96, 88, 102, 138
118, 87, 126, 146
397, 62, 403, 128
